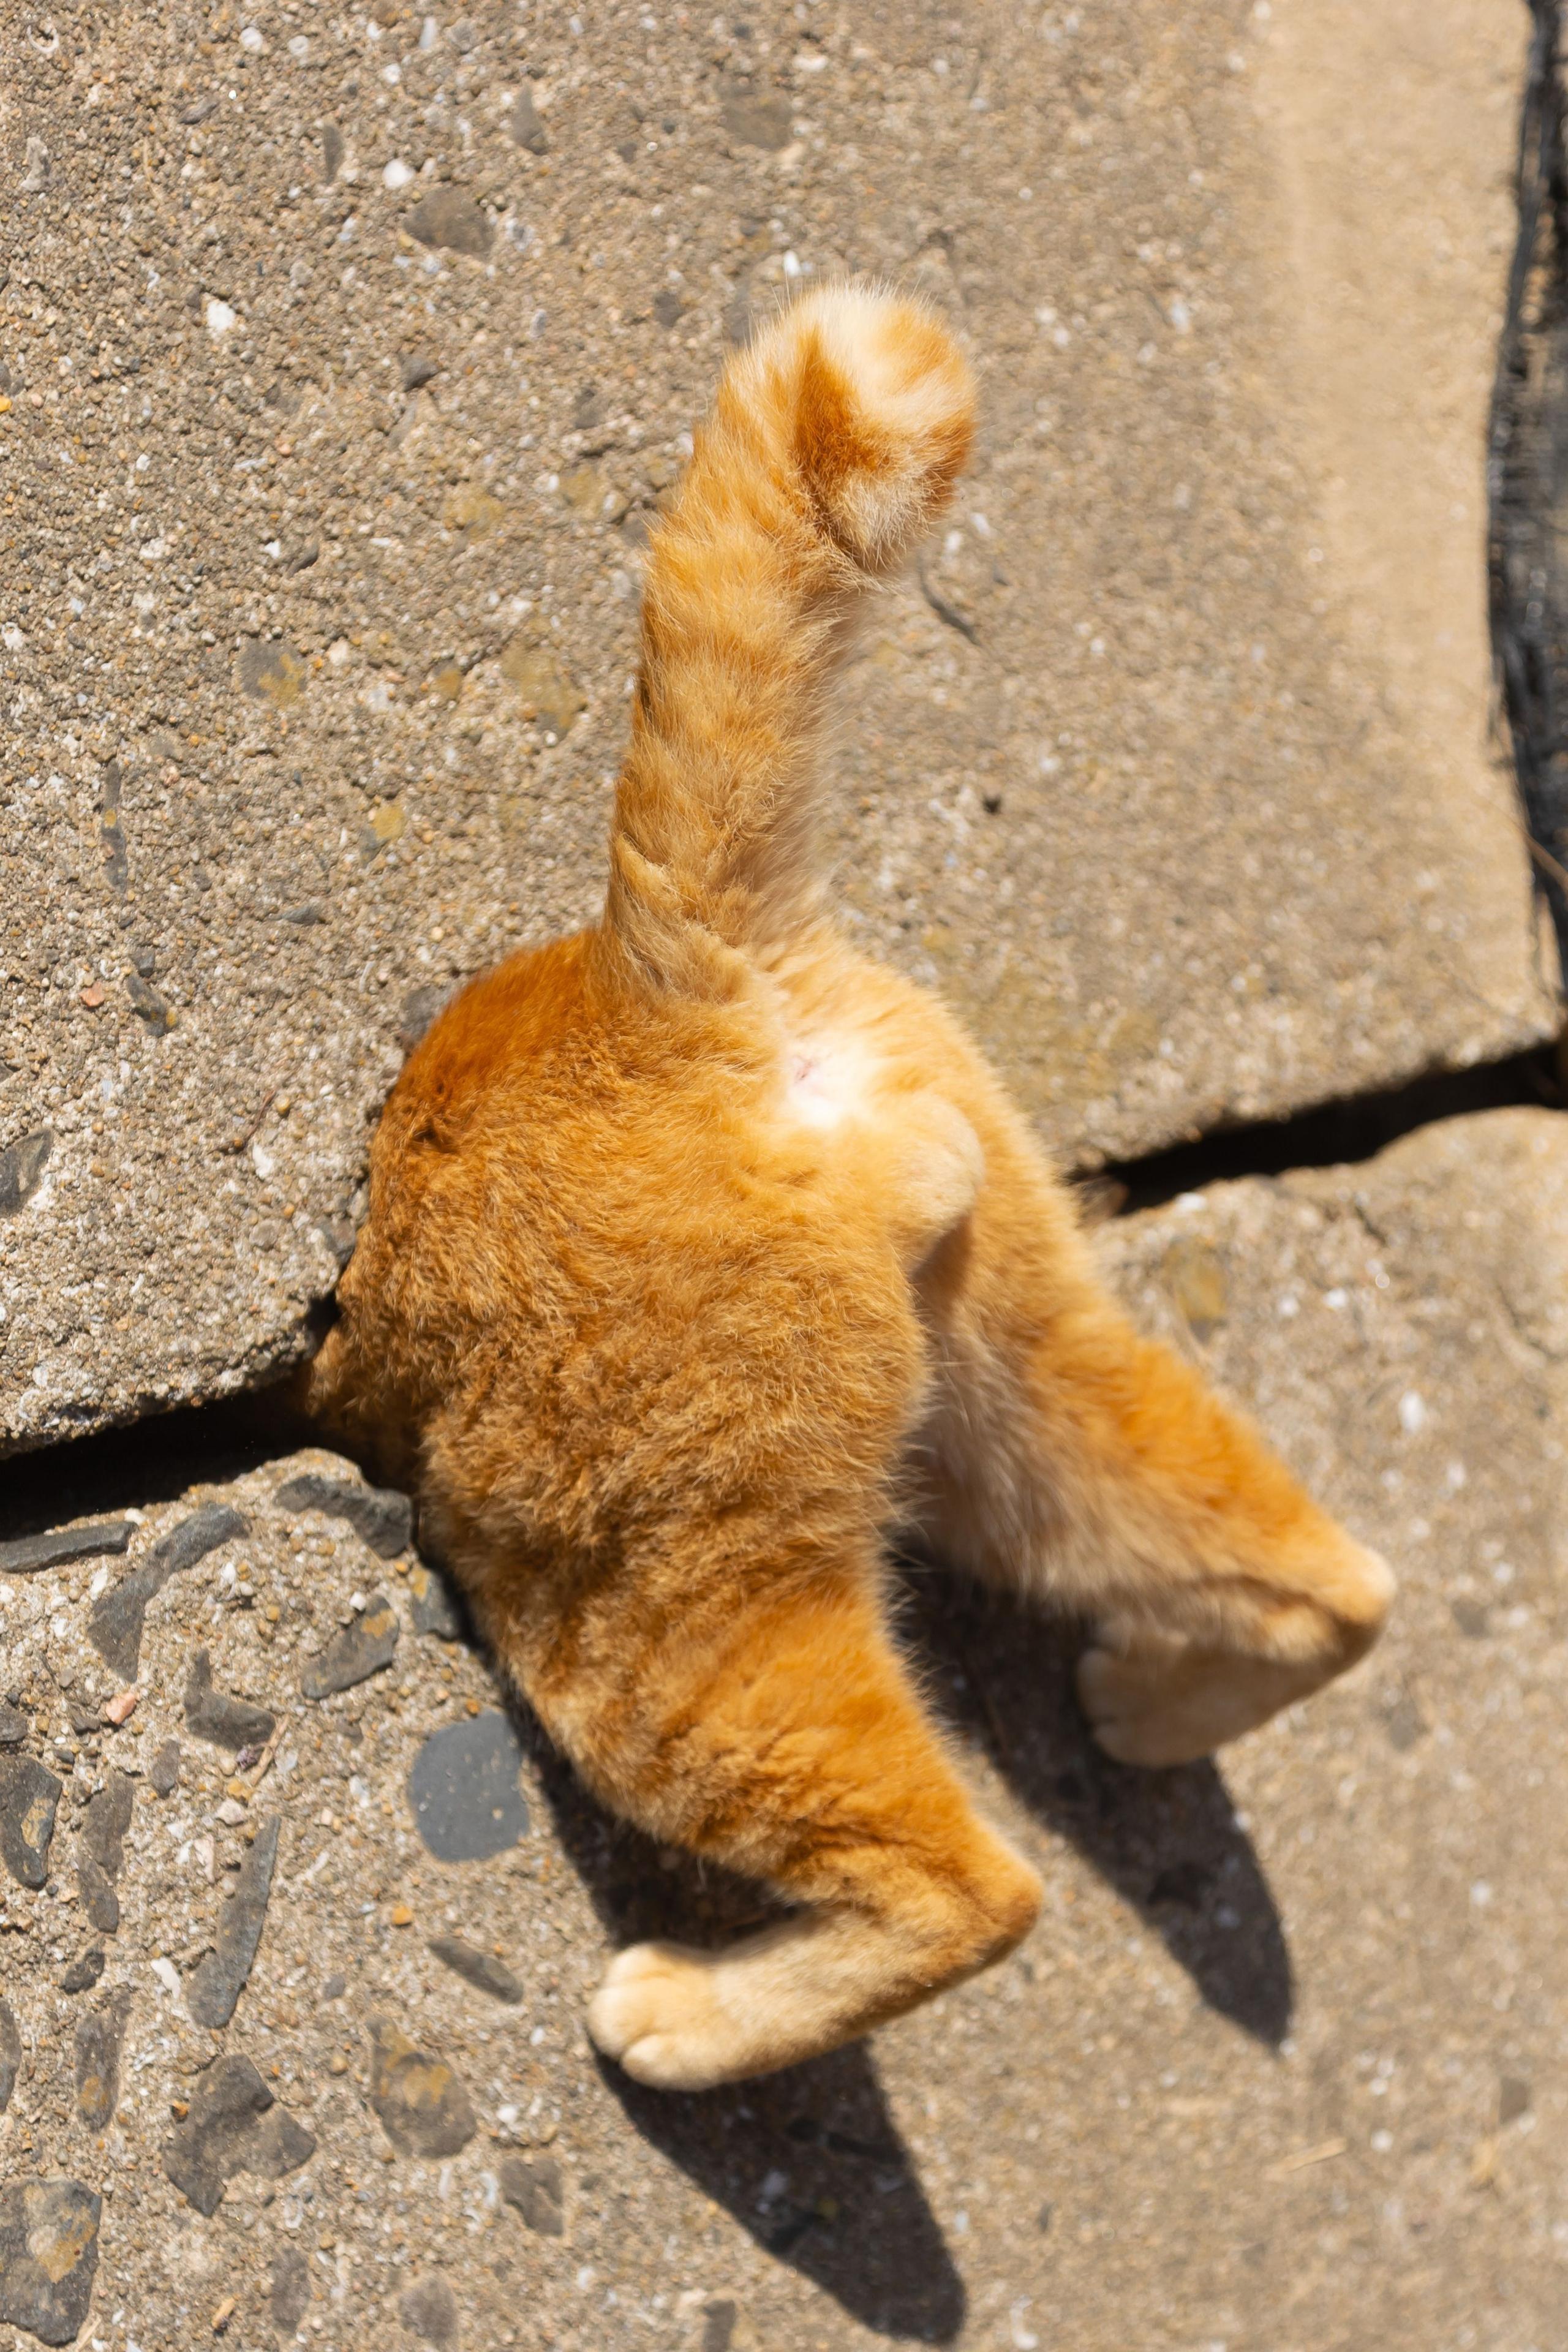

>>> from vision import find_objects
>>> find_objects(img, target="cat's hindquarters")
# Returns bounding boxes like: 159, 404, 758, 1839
603, 288, 975, 991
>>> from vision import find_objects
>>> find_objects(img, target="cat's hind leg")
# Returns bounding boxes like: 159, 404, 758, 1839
536, 1573, 1039, 2089
920, 1254, 1393, 1768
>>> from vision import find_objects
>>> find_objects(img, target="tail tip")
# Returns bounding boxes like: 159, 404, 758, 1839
753, 285, 976, 573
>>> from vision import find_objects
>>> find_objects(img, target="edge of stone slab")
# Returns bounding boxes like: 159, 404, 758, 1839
5, 1039, 1564, 1468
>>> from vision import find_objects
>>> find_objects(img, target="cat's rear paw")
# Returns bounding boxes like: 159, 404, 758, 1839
1077, 1641, 1314, 1768
587, 1941, 741, 2092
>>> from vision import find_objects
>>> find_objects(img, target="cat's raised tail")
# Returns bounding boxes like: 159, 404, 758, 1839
603, 287, 974, 992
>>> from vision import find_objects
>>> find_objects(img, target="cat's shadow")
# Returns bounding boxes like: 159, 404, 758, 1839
504, 1561, 1293, 2346
512, 1711, 969, 2343
899, 1562, 1294, 2050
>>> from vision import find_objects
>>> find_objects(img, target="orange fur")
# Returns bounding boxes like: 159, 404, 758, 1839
303, 288, 1392, 2089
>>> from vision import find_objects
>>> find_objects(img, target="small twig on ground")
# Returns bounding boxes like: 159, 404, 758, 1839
1265, 2138, 1348, 2180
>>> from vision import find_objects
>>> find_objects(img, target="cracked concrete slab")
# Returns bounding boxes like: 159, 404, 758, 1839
0, 0, 1554, 1453
0, 1107, 1563, 2345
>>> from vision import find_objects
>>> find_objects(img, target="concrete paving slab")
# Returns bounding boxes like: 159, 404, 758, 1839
0, 0, 1554, 1450
0, 1105, 1564, 2347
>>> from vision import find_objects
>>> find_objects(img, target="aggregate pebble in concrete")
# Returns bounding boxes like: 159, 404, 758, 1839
160, 2052, 317, 2221
73, 1986, 133, 2130
408, 1561, 467, 1643
183, 1645, 277, 1752
367, 2015, 479, 2160
0, 2179, 102, 2348
0, 1754, 62, 1890
184, 1814, 281, 2030
427, 1933, 524, 2007
275, 1472, 413, 1561
497, 2147, 565, 2237
78, 1767, 134, 1930
301, 1591, 401, 1698
89, 1504, 249, 1682
0, 1521, 134, 1578
269, 2242, 311, 2337
407, 1709, 530, 1862
1, 0, 1553, 1458
399, 2270, 461, 2348
58, 1946, 106, 1997
0, 1999, 19, 2114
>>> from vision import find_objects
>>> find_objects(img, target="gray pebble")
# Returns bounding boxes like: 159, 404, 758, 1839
399, 2272, 459, 2347
74, 1986, 132, 2126
185, 1815, 280, 2028
409, 1561, 466, 1642
184, 1648, 276, 1752
428, 1934, 523, 2005
696, 2296, 744, 2352
282, 537, 321, 573
368, 2016, 477, 2157
407, 188, 493, 258
127, 974, 176, 1033
320, 123, 343, 183
271, 2245, 311, 2333
301, 1593, 400, 1698
82, 1769, 134, 1876
0, 1129, 52, 1219
78, 1857, 119, 1935
78, 1769, 135, 1930
499, 2151, 564, 2237
401, 353, 440, 392
1384, 1691, 1427, 1751
90, 1504, 247, 1681
0, 1755, 61, 1887
159, 1502, 251, 1580
0, 1999, 19, 2113
719, 78, 793, 149
59, 1947, 106, 1995
407, 1713, 530, 1861
162, 2051, 315, 2217
99, 766, 129, 898
276, 1471, 412, 1558
0, 2179, 101, 2347
148, 1737, 182, 1796
1500, 2074, 1531, 2125
507, 85, 548, 154
653, 290, 685, 330
0, 1704, 26, 1747
0, 1518, 132, 1578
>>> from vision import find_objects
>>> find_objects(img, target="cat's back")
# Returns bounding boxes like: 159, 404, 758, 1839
344, 929, 820, 1358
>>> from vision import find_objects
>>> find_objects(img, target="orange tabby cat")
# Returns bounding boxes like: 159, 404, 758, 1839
303, 288, 1393, 2089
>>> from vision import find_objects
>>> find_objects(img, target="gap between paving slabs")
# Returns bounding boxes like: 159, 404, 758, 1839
3, 1038, 1565, 1554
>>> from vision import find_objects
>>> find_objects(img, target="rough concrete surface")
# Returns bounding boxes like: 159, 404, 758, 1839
0, 1106, 1561, 2348
0, 0, 1555, 1452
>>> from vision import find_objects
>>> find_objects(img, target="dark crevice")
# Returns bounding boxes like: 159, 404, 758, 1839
0, 1384, 315, 1543
5, 1052, 1567, 1516
1091, 1044, 1563, 1216
1491, 0, 1568, 970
